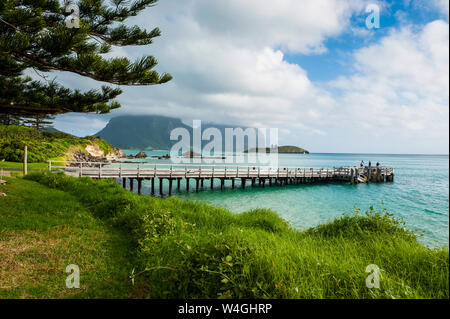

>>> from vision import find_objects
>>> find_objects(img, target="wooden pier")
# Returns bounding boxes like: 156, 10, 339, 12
49, 161, 394, 197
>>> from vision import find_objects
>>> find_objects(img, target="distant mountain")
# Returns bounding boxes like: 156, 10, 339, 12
95, 115, 190, 150
95, 115, 252, 151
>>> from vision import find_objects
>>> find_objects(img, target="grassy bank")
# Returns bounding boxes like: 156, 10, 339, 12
0, 177, 134, 298
1, 173, 448, 298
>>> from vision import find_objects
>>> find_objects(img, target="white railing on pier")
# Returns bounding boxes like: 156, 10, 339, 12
48, 160, 394, 180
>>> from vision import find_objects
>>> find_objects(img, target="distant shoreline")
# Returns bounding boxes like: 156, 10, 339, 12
120, 149, 449, 156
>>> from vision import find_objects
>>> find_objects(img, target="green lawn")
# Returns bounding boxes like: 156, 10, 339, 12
0, 177, 134, 298
1, 173, 448, 299
0, 161, 49, 170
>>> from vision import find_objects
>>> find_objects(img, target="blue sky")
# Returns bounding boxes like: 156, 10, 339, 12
52, 0, 449, 154
285, 0, 448, 82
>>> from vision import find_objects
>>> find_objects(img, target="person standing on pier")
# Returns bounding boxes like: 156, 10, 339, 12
360, 160, 364, 167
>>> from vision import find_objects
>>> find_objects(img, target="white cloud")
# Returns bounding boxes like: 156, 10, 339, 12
434, 0, 449, 16
53, 113, 110, 136
330, 20, 449, 153
49, 0, 449, 153
145, 0, 366, 54
102, 0, 358, 144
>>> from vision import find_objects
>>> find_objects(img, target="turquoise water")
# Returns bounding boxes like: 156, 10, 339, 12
122, 151, 449, 247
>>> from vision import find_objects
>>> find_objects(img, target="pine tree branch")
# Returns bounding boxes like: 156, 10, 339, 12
0, 17, 20, 31
0, 0, 171, 117
6, 51, 169, 86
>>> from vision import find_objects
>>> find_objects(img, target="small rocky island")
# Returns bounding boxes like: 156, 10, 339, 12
125, 151, 170, 160
244, 145, 309, 154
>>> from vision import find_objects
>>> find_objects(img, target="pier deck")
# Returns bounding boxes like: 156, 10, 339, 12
49, 161, 394, 196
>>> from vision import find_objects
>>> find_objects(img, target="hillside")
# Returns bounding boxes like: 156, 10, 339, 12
95, 115, 190, 150
245, 145, 309, 154
0, 125, 122, 163
95, 115, 251, 151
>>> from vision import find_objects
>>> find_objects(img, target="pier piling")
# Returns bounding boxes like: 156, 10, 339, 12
138, 179, 142, 195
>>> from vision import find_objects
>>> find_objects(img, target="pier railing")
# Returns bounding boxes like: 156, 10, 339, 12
48, 160, 394, 180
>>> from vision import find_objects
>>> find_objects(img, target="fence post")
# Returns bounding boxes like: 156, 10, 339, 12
23, 145, 27, 176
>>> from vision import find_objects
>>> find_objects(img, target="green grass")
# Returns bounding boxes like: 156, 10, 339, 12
0, 161, 49, 170
0, 125, 116, 163
4, 172, 445, 299
0, 177, 134, 298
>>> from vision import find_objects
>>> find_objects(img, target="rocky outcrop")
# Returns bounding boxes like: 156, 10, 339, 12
71, 150, 105, 162
68, 150, 106, 166
135, 151, 147, 158
85, 144, 124, 160
67, 144, 125, 166
158, 154, 171, 160
85, 144, 104, 157
126, 151, 148, 159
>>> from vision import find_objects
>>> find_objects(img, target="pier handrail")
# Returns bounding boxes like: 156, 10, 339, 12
47, 160, 395, 196
49, 160, 394, 175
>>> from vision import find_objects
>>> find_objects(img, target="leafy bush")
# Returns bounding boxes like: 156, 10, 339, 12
306, 206, 419, 242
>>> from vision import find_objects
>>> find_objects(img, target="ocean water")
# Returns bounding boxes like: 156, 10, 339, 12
121, 151, 449, 247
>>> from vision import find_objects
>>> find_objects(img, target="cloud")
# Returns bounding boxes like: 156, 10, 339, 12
48, 0, 448, 153
140, 0, 366, 54
111, 0, 361, 137
330, 20, 449, 153
434, 0, 449, 16
52, 113, 111, 136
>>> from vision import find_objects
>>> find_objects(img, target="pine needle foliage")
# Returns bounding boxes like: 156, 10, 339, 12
0, 0, 171, 118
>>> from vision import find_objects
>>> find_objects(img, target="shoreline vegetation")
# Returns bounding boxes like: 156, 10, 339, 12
0, 172, 448, 298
